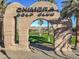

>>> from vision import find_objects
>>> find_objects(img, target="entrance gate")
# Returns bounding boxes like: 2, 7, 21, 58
3, 1, 72, 51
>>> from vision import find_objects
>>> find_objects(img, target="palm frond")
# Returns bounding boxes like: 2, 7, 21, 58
61, 0, 77, 18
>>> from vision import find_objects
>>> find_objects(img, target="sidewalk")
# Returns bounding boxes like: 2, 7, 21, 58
0, 43, 79, 59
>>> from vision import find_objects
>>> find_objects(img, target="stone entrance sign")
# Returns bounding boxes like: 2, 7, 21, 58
4, 1, 60, 50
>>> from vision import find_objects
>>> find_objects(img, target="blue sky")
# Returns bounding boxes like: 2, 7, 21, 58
7, 0, 63, 10
7, 0, 76, 27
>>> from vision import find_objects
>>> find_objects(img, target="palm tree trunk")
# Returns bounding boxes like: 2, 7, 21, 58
76, 16, 79, 48
48, 21, 50, 42
39, 25, 42, 36
54, 19, 72, 51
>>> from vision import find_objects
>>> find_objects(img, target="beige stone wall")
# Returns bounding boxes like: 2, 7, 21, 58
3, 2, 23, 49
3, 2, 60, 50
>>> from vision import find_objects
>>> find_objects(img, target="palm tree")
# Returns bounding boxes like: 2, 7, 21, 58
0, 0, 6, 47
0, 0, 5, 14
0, 0, 9, 17
0, 0, 11, 47
47, 21, 50, 42
38, 19, 44, 36
61, 0, 79, 48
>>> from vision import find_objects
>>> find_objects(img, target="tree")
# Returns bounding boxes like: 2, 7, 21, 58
0, 0, 11, 47
0, 0, 10, 15
47, 21, 50, 42
0, 0, 5, 14
0, 0, 6, 46
38, 19, 44, 36
61, 0, 79, 49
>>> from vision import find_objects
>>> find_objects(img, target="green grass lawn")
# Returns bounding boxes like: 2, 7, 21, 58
15, 31, 76, 46
29, 34, 54, 44
29, 31, 76, 45
29, 31, 55, 45
71, 36, 76, 45
15, 32, 19, 43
